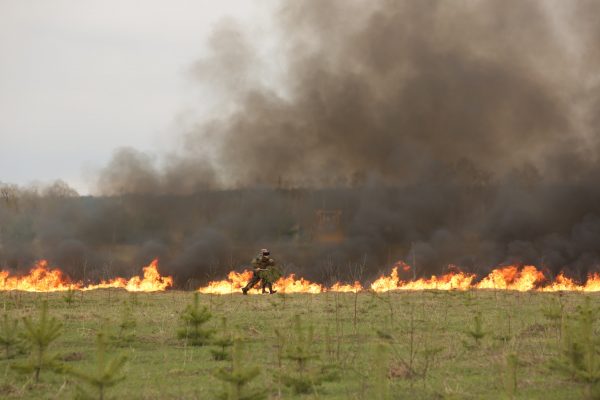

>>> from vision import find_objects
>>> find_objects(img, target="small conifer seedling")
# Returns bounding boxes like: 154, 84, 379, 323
279, 314, 322, 394
466, 312, 486, 346
63, 289, 76, 306
212, 339, 267, 400
177, 293, 213, 346
13, 301, 63, 382
111, 304, 136, 346
551, 297, 600, 399
211, 317, 234, 361
0, 313, 19, 359
542, 298, 564, 338
68, 331, 127, 400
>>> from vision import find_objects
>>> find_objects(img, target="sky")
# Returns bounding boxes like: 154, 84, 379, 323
0, 0, 275, 194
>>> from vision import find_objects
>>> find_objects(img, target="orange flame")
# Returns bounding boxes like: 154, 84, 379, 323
198, 270, 325, 294
197, 263, 600, 294
370, 266, 401, 292
540, 273, 580, 292
583, 273, 600, 291
83, 259, 173, 292
275, 274, 324, 293
370, 265, 475, 292
330, 281, 363, 293
198, 270, 254, 294
475, 265, 545, 291
4, 259, 600, 294
0, 260, 78, 292
0, 259, 172, 292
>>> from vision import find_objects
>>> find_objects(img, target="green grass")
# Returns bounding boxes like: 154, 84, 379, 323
0, 289, 596, 399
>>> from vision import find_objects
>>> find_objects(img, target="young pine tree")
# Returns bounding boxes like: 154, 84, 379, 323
69, 331, 127, 400
211, 317, 234, 361
279, 314, 321, 394
177, 293, 213, 346
13, 301, 63, 382
212, 339, 266, 400
0, 313, 20, 359
111, 304, 136, 346
542, 298, 564, 339
551, 297, 600, 399
63, 289, 76, 306
466, 312, 486, 346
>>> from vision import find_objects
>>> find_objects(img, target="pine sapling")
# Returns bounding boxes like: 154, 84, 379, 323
420, 342, 443, 389
211, 317, 233, 361
13, 301, 63, 382
542, 298, 564, 322
0, 313, 19, 359
279, 314, 321, 394
111, 304, 136, 346
68, 331, 127, 400
212, 339, 266, 400
465, 312, 486, 346
542, 298, 564, 339
177, 293, 213, 346
551, 297, 600, 399
63, 289, 76, 306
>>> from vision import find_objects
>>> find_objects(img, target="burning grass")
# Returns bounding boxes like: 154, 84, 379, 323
0, 260, 173, 292
198, 263, 600, 294
3, 260, 600, 295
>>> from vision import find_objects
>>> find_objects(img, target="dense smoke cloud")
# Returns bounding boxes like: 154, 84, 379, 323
3, 0, 600, 285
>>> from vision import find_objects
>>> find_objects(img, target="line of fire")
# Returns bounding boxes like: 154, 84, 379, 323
2, 258, 600, 294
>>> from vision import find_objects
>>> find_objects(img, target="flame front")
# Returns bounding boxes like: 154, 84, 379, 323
330, 281, 363, 293
197, 263, 600, 294
475, 265, 545, 291
0, 260, 78, 292
4, 259, 600, 294
198, 270, 254, 294
275, 274, 323, 293
83, 259, 173, 292
370, 264, 475, 292
198, 270, 325, 294
0, 259, 172, 292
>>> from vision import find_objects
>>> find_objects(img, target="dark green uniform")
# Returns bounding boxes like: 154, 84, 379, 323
242, 256, 282, 294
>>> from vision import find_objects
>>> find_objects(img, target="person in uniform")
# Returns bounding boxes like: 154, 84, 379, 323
242, 249, 281, 294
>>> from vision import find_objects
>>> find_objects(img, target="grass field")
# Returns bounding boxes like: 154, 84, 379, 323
0, 289, 596, 399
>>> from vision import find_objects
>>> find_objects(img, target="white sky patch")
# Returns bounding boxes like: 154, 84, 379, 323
0, 0, 277, 194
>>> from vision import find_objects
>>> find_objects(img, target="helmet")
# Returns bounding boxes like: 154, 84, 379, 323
261, 248, 270, 256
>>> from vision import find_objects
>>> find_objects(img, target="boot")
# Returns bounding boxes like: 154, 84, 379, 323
270, 289, 277, 294
242, 287, 248, 295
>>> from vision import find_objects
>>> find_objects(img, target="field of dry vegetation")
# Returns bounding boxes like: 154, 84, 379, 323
0, 289, 598, 399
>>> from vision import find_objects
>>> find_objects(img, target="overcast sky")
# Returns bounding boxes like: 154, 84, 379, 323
0, 0, 275, 193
